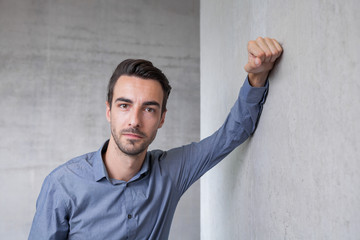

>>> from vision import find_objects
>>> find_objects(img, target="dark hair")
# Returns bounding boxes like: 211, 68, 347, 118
107, 59, 172, 114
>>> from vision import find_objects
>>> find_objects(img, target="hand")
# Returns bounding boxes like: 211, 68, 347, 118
244, 37, 283, 87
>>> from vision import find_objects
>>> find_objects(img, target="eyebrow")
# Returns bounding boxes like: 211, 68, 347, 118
115, 97, 160, 108
115, 97, 133, 104
143, 101, 161, 108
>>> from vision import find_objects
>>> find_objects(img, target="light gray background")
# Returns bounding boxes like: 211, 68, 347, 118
0, 0, 200, 239
201, 0, 359, 239
3, 0, 359, 239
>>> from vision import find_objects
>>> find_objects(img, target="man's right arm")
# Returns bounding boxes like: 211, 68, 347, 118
28, 175, 69, 240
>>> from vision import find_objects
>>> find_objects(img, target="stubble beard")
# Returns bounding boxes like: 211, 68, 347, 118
111, 126, 156, 156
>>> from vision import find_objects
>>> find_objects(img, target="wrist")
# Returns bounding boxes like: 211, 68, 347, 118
248, 72, 269, 87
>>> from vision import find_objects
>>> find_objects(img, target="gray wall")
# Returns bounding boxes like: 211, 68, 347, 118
0, 0, 200, 239
201, 0, 359, 239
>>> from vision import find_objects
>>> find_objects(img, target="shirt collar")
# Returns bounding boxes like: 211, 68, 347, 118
137, 152, 150, 177
122, 152, 150, 183
92, 140, 150, 183
93, 140, 110, 182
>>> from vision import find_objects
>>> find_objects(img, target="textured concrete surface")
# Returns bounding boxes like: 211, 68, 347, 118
201, 0, 359, 239
0, 0, 200, 239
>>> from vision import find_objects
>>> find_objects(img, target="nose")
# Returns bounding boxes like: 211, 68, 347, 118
128, 108, 141, 128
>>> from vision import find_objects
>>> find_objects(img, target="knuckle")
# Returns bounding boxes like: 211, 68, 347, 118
248, 40, 255, 47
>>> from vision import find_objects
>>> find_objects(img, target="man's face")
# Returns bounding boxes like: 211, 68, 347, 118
106, 75, 166, 156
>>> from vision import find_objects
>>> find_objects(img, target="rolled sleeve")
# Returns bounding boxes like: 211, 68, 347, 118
240, 76, 269, 104
237, 76, 269, 133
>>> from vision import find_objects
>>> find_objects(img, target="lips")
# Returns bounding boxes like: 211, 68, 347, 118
121, 128, 146, 139
123, 133, 143, 139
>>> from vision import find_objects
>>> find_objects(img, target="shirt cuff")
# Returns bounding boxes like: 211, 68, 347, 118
240, 76, 269, 103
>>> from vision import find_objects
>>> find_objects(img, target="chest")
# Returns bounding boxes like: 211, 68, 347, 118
66, 170, 179, 239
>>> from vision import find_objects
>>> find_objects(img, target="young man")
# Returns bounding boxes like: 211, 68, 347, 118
29, 37, 282, 239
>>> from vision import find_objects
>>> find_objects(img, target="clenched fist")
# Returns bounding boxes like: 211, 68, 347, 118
244, 37, 283, 87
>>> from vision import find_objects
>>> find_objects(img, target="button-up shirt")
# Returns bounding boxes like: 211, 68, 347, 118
29, 78, 268, 240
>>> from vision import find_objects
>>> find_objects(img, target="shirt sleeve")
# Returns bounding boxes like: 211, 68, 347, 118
162, 76, 269, 195
28, 174, 70, 240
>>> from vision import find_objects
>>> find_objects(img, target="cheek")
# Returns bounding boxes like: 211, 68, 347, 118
145, 119, 162, 131
109, 112, 124, 127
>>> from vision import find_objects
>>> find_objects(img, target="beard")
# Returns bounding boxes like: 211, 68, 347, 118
111, 126, 157, 156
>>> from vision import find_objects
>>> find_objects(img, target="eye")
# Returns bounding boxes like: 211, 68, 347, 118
144, 107, 155, 113
119, 104, 129, 109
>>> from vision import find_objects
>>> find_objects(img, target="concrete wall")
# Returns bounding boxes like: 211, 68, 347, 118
0, 0, 199, 239
201, 0, 359, 239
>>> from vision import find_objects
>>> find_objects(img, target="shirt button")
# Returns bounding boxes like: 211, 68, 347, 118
128, 214, 132, 219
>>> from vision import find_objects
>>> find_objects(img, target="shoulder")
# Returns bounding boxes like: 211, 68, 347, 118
48, 151, 97, 182
147, 146, 191, 169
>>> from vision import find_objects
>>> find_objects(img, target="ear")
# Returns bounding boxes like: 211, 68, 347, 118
106, 101, 111, 122
158, 110, 167, 129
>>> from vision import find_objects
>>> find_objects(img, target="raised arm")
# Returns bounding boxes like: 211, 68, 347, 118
161, 37, 283, 195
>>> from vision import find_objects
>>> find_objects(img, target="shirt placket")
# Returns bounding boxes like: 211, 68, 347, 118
124, 183, 137, 239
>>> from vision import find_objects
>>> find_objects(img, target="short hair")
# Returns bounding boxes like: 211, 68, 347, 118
107, 59, 172, 114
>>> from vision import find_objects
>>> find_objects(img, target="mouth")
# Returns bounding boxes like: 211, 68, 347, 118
122, 133, 143, 139
121, 128, 146, 139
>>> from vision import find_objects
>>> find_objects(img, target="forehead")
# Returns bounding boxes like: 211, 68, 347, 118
113, 75, 164, 103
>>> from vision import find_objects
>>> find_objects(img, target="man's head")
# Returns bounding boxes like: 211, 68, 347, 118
105, 59, 171, 156
107, 59, 172, 114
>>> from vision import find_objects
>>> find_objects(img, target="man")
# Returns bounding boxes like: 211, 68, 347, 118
29, 37, 282, 239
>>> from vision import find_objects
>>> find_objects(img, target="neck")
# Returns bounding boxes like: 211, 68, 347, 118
103, 138, 147, 182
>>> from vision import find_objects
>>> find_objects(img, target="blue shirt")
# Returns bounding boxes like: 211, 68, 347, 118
29, 78, 268, 240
